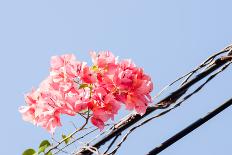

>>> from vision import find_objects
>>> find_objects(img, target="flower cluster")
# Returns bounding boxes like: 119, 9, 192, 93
19, 52, 153, 133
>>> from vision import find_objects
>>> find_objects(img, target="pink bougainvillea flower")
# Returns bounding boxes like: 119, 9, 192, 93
50, 54, 85, 92
19, 88, 61, 133
90, 116, 105, 131
19, 106, 36, 123
81, 66, 97, 84
113, 59, 153, 115
91, 88, 121, 118
64, 87, 90, 113
90, 51, 118, 75
19, 51, 153, 133
90, 51, 117, 68
86, 87, 121, 128
36, 109, 62, 134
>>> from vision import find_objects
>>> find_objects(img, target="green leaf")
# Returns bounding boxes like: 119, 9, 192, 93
22, 148, 36, 155
38, 140, 51, 154
39, 140, 51, 148
91, 65, 98, 71
79, 83, 89, 89
45, 151, 53, 155
62, 134, 71, 144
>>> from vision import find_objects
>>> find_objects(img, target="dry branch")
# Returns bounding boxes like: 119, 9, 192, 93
75, 44, 232, 155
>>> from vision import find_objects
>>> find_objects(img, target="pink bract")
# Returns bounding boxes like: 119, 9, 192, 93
19, 52, 153, 133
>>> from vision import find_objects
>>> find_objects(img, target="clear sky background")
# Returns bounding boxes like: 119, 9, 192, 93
0, 0, 231, 155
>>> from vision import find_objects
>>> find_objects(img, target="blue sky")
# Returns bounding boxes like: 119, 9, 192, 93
0, 0, 231, 155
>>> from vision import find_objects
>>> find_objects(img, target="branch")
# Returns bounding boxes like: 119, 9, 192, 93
104, 60, 231, 154
76, 44, 232, 155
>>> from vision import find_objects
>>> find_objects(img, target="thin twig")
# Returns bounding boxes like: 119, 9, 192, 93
46, 110, 90, 154
104, 134, 121, 154
54, 124, 112, 155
